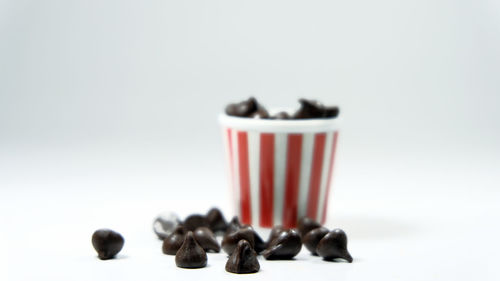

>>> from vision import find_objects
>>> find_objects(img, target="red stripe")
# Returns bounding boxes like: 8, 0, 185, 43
321, 132, 339, 224
307, 133, 327, 220
226, 128, 235, 197
237, 131, 252, 225
283, 134, 303, 228
259, 133, 274, 227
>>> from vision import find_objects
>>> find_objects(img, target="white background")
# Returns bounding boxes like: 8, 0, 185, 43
0, 0, 499, 280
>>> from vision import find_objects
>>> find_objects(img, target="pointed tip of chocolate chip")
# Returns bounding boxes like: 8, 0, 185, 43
225, 240, 260, 274
225, 216, 242, 236
206, 208, 227, 234
175, 231, 207, 268
194, 227, 220, 253
92, 229, 124, 260
262, 229, 302, 260
317, 228, 353, 263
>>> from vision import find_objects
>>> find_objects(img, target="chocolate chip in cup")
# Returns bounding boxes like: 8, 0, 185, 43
220, 101, 339, 228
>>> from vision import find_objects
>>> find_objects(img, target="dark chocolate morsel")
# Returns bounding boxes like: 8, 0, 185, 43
153, 212, 181, 240
194, 227, 220, 253
293, 99, 325, 119
272, 111, 290, 119
262, 229, 302, 260
162, 225, 186, 255
241, 225, 266, 254
206, 208, 227, 234
267, 226, 285, 246
183, 214, 209, 232
316, 229, 353, 263
225, 240, 260, 274
91, 229, 124, 260
225, 216, 242, 236
249, 104, 270, 119
303, 227, 329, 255
175, 231, 207, 268
297, 217, 322, 237
222, 228, 255, 255
324, 106, 340, 118
225, 97, 258, 117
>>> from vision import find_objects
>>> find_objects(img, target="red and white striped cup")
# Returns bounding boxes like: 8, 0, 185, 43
220, 113, 339, 228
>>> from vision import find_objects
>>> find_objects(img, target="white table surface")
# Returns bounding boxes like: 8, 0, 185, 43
0, 143, 498, 281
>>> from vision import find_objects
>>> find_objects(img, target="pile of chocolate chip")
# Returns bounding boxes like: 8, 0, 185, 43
92, 208, 353, 274
225, 98, 340, 119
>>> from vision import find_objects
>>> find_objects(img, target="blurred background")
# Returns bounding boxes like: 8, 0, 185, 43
0, 0, 499, 280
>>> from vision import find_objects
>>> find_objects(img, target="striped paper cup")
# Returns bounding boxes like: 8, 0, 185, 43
219, 112, 339, 228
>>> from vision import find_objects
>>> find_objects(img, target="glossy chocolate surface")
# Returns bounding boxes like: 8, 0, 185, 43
175, 231, 207, 268
262, 229, 302, 260
225, 240, 260, 274
316, 228, 353, 263
91, 229, 124, 260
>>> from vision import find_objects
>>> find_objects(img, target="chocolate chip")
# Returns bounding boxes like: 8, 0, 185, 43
153, 212, 181, 240
262, 229, 302, 260
316, 229, 353, 263
303, 227, 329, 255
225, 97, 258, 117
222, 228, 255, 255
267, 226, 285, 246
184, 214, 209, 232
206, 208, 227, 234
293, 99, 326, 119
225, 216, 242, 236
240, 225, 266, 254
225, 240, 260, 274
175, 231, 207, 268
249, 105, 270, 119
297, 217, 322, 237
194, 227, 220, 253
324, 106, 339, 118
162, 225, 186, 255
91, 229, 124, 260
272, 111, 291, 119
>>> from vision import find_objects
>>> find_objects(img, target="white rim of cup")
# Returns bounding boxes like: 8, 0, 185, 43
218, 112, 339, 133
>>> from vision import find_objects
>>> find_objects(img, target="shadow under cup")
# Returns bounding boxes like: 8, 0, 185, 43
219, 113, 339, 228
